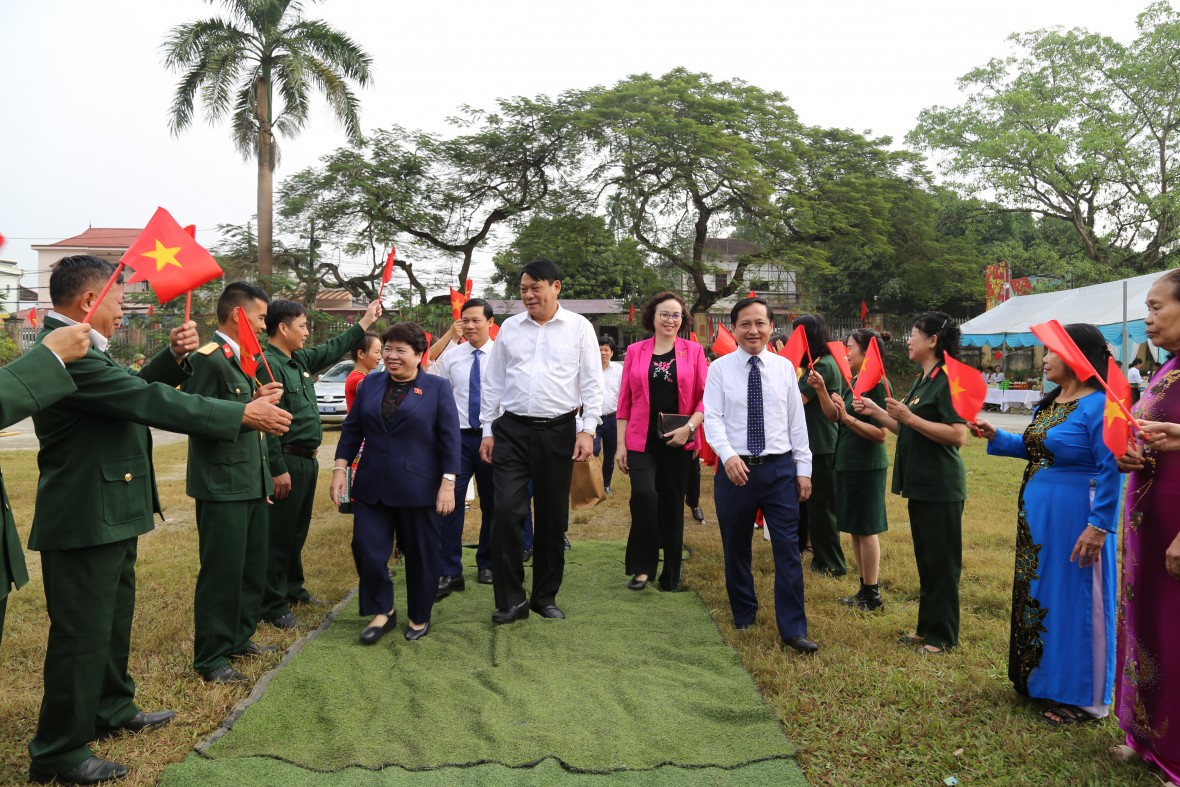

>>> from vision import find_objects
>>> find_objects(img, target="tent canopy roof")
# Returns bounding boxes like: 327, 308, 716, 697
959, 271, 1168, 347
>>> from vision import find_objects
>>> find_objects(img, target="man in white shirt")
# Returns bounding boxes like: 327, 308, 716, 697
429, 299, 514, 593
595, 335, 624, 494
479, 259, 604, 623
703, 297, 817, 654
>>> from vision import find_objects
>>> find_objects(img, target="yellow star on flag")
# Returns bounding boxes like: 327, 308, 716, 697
948, 374, 965, 398
1104, 396, 1127, 428
141, 239, 183, 271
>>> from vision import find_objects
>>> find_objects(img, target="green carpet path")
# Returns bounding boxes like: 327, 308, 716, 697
161, 541, 806, 785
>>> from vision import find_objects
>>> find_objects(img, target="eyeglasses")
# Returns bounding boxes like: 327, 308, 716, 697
657, 311, 683, 322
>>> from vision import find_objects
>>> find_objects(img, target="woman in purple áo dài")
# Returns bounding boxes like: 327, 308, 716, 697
1112, 269, 1180, 787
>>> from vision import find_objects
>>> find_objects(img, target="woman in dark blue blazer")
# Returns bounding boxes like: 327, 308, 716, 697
330, 322, 461, 643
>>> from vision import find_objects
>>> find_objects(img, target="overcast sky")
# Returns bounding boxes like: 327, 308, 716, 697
0, 0, 1145, 302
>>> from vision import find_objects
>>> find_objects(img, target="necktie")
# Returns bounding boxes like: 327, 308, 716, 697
747, 356, 765, 456
468, 348, 482, 429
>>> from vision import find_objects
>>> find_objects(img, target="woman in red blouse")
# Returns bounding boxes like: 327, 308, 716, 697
345, 331, 381, 411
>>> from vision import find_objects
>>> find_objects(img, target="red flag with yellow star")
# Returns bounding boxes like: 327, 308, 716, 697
1103, 357, 1133, 458
942, 353, 988, 422
780, 324, 811, 369
123, 207, 223, 303
853, 337, 891, 398
449, 286, 468, 320
826, 340, 853, 388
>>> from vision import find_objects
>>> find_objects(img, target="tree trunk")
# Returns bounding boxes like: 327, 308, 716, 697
255, 76, 274, 277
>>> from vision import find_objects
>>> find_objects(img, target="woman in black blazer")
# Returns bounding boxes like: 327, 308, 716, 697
330, 322, 461, 644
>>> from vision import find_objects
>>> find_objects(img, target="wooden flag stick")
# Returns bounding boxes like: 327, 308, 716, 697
185, 290, 192, 322
83, 262, 125, 324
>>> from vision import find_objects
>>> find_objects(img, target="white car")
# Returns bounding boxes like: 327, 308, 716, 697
315, 360, 354, 424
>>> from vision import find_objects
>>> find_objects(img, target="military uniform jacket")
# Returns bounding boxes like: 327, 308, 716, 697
891, 363, 967, 502
1, 344, 77, 599
259, 323, 364, 475
29, 317, 246, 552
181, 339, 274, 501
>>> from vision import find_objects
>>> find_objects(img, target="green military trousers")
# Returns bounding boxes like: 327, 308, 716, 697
804, 452, 845, 576
908, 499, 964, 650
261, 454, 318, 621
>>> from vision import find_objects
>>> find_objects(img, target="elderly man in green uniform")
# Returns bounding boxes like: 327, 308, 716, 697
258, 299, 381, 628
0, 323, 92, 645
26, 256, 292, 786
183, 282, 285, 683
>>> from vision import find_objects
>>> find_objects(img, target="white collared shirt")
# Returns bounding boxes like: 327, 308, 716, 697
601, 361, 623, 414
429, 337, 494, 430
47, 310, 109, 354
702, 345, 813, 477
214, 330, 241, 363
480, 304, 604, 436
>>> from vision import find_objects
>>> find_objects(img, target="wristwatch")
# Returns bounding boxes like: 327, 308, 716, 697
442, 473, 457, 482
687, 421, 698, 434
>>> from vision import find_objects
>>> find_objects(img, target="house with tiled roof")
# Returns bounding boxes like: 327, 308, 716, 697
29, 228, 151, 311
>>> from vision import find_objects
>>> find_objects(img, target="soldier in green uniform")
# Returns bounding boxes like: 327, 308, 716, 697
809, 328, 890, 611
855, 312, 969, 655
183, 282, 284, 683
0, 324, 92, 645
257, 298, 381, 628
27, 256, 292, 785
794, 314, 846, 576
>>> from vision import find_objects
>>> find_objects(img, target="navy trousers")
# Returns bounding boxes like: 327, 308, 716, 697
714, 453, 807, 639
440, 430, 496, 575
593, 414, 618, 490
352, 501, 439, 625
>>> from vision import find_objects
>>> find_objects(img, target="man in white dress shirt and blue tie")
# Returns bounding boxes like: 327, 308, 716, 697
479, 259, 604, 623
703, 297, 817, 654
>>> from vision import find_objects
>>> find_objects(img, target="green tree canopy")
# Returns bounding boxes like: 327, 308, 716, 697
491, 213, 668, 300
909, 1, 1180, 276
164, 0, 372, 277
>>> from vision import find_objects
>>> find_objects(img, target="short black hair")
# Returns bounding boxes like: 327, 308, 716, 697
381, 322, 428, 355
49, 255, 122, 306
1130, 358, 1143, 367
730, 297, 774, 325
462, 298, 494, 319
598, 335, 616, 354
350, 331, 380, 362
640, 291, 687, 333
520, 258, 561, 285
216, 281, 270, 324
265, 300, 308, 337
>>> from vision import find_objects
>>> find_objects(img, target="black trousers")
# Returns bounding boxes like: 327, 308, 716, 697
352, 501, 439, 624
593, 414, 618, 490
491, 415, 575, 610
685, 455, 701, 507
624, 447, 692, 589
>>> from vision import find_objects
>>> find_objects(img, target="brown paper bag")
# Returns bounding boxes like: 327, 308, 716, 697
570, 455, 607, 510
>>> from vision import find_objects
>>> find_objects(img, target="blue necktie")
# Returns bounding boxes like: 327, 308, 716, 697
468, 348, 482, 429
747, 356, 765, 456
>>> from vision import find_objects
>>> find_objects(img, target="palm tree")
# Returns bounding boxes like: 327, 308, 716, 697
163, 0, 372, 276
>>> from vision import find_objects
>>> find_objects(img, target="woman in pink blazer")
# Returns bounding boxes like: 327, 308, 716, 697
615, 291, 708, 592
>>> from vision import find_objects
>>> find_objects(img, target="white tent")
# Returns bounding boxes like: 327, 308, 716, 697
960, 271, 1168, 360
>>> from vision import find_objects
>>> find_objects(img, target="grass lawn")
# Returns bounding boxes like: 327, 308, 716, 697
0, 430, 1160, 785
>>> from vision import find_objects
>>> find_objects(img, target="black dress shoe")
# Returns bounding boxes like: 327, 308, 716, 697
492, 600, 530, 625
404, 621, 430, 641
628, 576, 647, 591
93, 709, 176, 740
529, 601, 565, 619
477, 568, 493, 584
522, 549, 533, 563
691, 506, 705, 522
563, 536, 572, 551
782, 635, 819, 655
436, 574, 466, 599
359, 613, 397, 645
30, 755, 129, 785
266, 612, 306, 630
229, 641, 280, 659
201, 665, 249, 684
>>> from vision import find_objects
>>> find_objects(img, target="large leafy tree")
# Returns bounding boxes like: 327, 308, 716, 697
909, 2, 1180, 275
576, 69, 806, 314
163, 0, 372, 277
491, 212, 668, 300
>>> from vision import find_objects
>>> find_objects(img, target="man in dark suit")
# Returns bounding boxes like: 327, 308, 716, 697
27, 256, 292, 786
257, 299, 380, 629
0, 323, 92, 645
183, 282, 284, 683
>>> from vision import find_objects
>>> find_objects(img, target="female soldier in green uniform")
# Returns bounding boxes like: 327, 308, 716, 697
855, 313, 968, 654
809, 328, 889, 610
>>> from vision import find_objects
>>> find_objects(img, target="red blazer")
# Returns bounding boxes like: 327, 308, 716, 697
616, 336, 707, 453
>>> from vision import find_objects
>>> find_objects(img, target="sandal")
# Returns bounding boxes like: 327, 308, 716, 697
918, 644, 946, 655
1042, 704, 1100, 726
1110, 744, 1138, 762
897, 633, 925, 646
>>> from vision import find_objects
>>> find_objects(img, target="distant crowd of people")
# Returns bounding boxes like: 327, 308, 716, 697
0, 255, 1177, 786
